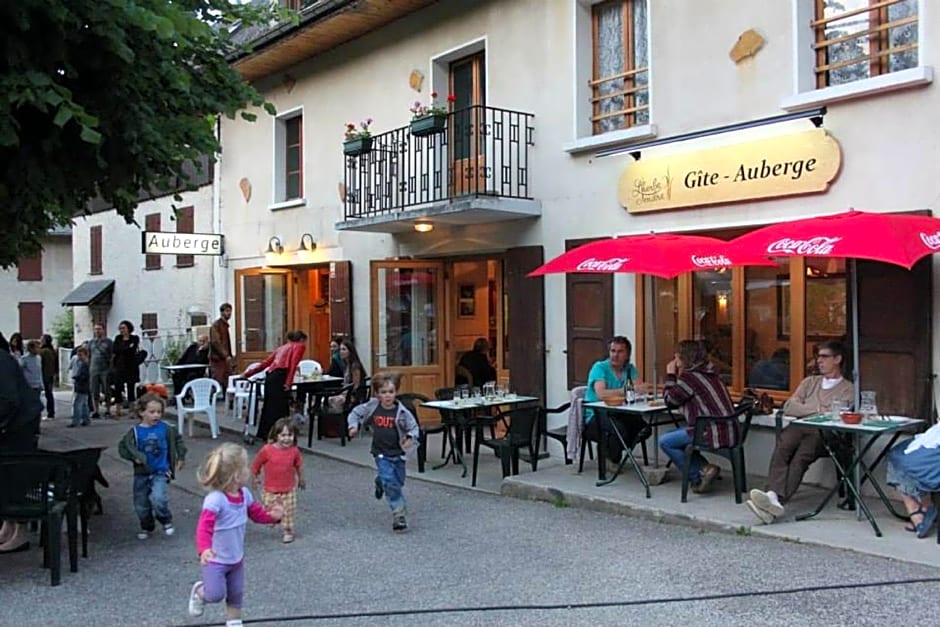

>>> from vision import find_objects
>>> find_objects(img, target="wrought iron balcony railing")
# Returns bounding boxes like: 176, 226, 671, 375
343, 105, 535, 221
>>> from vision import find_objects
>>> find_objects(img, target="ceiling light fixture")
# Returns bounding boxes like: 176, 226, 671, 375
413, 221, 433, 233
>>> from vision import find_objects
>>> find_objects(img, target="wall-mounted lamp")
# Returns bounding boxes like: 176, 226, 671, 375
413, 221, 433, 233
810, 115, 825, 128
629, 151, 642, 161
265, 236, 283, 255
299, 233, 317, 252
716, 292, 729, 308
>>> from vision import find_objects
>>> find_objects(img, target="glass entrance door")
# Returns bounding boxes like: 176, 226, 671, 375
371, 261, 445, 399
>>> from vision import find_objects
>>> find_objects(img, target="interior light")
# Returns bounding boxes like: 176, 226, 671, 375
414, 222, 433, 233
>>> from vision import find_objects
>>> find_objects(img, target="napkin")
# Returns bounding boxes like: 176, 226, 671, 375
861, 419, 907, 428
801, 415, 832, 423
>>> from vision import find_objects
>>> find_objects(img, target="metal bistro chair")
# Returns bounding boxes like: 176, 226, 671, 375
680, 399, 755, 504
55, 447, 108, 559
0, 452, 77, 586
471, 405, 542, 487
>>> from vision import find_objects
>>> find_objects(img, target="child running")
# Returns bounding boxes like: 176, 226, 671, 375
347, 372, 419, 532
251, 417, 305, 543
118, 393, 186, 539
189, 443, 283, 627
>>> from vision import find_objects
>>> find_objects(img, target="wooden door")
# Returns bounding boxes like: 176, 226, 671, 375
565, 239, 613, 389
330, 260, 353, 339
234, 268, 292, 372
857, 258, 932, 419
371, 260, 446, 399
505, 246, 545, 403
449, 52, 486, 195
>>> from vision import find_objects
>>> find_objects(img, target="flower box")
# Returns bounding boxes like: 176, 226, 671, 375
410, 114, 447, 137
343, 136, 373, 156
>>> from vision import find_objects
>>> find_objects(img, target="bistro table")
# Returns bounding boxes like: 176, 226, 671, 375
583, 400, 675, 497
423, 395, 539, 478
292, 375, 345, 447
788, 414, 924, 537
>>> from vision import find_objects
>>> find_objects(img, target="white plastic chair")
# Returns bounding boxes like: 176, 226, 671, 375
298, 359, 322, 379
175, 378, 223, 438
232, 378, 253, 422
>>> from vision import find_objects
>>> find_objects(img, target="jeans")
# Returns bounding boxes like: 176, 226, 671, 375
133, 473, 172, 531
659, 428, 707, 483
72, 393, 90, 426
375, 455, 406, 514
90, 370, 109, 413
43, 377, 55, 418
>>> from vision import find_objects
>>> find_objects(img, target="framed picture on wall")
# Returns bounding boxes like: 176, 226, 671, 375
777, 274, 847, 340
458, 284, 476, 318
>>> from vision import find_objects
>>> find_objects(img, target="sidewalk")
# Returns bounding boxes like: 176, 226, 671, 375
44, 390, 940, 569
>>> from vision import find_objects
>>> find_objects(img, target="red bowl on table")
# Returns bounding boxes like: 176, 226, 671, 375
840, 411, 863, 424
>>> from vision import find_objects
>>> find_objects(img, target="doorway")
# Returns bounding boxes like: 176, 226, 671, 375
449, 51, 486, 196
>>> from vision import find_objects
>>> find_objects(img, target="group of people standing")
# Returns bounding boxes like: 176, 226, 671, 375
77, 320, 145, 419
0, 332, 57, 420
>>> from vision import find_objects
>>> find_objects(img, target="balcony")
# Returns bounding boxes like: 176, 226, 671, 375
337, 105, 540, 233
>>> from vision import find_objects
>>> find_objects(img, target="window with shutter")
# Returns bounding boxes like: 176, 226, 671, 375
19, 302, 43, 339
90, 226, 102, 275
17, 252, 43, 281
145, 213, 161, 270
176, 206, 195, 267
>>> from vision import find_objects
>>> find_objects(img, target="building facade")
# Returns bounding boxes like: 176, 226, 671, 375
218, 0, 936, 420
1, 229, 73, 341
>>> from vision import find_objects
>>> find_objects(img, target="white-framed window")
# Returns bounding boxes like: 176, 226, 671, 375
783, 0, 931, 110
272, 108, 304, 208
567, 0, 654, 154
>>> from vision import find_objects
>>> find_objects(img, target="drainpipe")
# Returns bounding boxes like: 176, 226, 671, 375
213, 117, 226, 312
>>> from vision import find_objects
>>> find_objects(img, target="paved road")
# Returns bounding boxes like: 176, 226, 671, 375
1, 424, 939, 627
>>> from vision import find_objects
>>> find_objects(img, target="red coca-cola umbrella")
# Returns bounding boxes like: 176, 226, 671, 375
528, 233, 776, 278
730, 209, 940, 269
731, 209, 940, 409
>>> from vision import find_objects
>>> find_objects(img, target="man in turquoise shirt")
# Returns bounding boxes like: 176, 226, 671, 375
583, 336, 648, 469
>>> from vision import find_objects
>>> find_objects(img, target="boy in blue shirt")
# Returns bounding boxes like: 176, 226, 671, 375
118, 393, 187, 539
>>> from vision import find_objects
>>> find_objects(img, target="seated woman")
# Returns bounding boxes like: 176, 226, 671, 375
455, 338, 496, 387
328, 338, 368, 411
886, 423, 940, 538
659, 339, 736, 493
172, 334, 209, 394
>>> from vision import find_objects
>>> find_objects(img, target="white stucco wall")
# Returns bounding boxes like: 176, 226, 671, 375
70, 185, 216, 344
219, 0, 940, 414
0, 234, 73, 340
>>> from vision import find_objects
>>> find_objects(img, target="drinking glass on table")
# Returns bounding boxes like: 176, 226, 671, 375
460, 388, 471, 404
645, 383, 656, 403
452, 389, 462, 406
471, 386, 482, 402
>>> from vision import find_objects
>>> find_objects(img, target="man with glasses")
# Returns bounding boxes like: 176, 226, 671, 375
747, 340, 854, 524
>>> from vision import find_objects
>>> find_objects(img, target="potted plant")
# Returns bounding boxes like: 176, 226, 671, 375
343, 118, 373, 156
409, 91, 455, 137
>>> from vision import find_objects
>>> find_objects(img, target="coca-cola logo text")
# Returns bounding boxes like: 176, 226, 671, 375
576, 257, 629, 271
766, 236, 841, 255
920, 232, 940, 250
690, 254, 732, 268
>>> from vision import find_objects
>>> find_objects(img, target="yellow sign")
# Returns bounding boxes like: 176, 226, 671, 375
618, 129, 841, 213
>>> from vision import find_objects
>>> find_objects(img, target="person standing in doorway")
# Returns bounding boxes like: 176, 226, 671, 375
88, 323, 113, 419
210, 303, 234, 388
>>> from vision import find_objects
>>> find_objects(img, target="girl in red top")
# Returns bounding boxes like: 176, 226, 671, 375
242, 330, 307, 441
250, 418, 305, 543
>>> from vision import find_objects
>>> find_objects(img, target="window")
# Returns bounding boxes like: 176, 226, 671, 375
17, 252, 42, 281
175, 206, 194, 268
274, 111, 304, 205
814, 0, 918, 88
141, 313, 158, 338
238, 271, 289, 352
145, 213, 161, 270
18, 302, 43, 339
591, 0, 649, 134
635, 231, 848, 399
90, 225, 102, 275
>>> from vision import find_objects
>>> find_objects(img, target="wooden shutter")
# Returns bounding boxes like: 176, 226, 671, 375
90, 226, 102, 275
565, 238, 613, 389
857, 258, 932, 420
176, 206, 194, 268
145, 214, 161, 269
505, 246, 545, 402
243, 275, 265, 352
329, 261, 353, 340
141, 313, 158, 338
18, 302, 43, 339
17, 251, 43, 281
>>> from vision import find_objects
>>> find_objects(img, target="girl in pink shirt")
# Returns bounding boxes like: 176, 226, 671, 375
188, 443, 283, 627
251, 418, 305, 543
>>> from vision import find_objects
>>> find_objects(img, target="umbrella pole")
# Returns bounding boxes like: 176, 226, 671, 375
851, 258, 860, 410
649, 275, 658, 393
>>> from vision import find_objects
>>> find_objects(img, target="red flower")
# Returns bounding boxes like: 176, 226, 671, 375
447, 94, 456, 103
431, 91, 438, 98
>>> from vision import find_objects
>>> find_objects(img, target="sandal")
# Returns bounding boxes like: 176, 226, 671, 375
917, 505, 937, 539
905, 506, 928, 532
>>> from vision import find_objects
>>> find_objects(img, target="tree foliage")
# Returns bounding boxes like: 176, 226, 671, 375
0, 0, 283, 267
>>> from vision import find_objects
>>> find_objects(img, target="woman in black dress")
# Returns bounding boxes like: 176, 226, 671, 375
111, 320, 141, 414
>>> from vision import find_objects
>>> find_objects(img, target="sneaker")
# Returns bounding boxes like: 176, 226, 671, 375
136, 531, 150, 540
374, 477, 384, 500
282, 531, 294, 543
163, 524, 175, 537
392, 514, 408, 533
697, 464, 721, 493
750, 489, 785, 517
225, 620, 243, 627
188, 581, 205, 617
746, 499, 776, 524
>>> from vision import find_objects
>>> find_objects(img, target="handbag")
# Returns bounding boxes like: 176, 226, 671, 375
135, 349, 148, 365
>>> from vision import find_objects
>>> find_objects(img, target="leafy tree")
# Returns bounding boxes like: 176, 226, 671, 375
0, 0, 283, 267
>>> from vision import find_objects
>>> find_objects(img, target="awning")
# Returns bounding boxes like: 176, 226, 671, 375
61, 280, 115, 306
